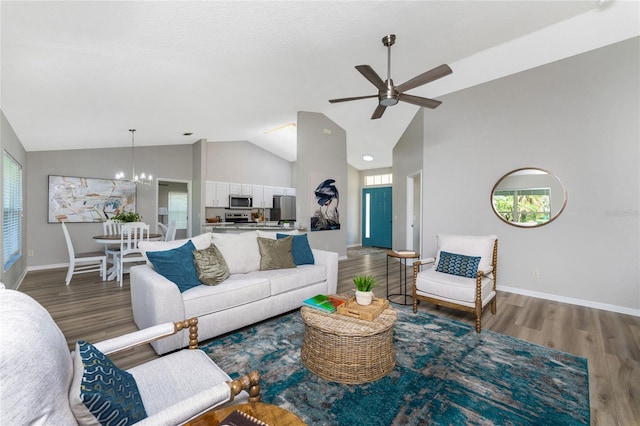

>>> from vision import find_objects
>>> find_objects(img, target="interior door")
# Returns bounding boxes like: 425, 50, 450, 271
362, 187, 392, 248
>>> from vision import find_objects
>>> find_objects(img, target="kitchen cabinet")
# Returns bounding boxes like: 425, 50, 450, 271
273, 186, 296, 196
253, 185, 274, 209
205, 181, 230, 207
229, 183, 253, 196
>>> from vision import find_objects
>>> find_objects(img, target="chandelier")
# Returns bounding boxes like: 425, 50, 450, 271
115, 129, 152, 185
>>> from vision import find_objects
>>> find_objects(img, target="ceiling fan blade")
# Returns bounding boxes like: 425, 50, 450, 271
396, 64, 452, 93
399, 93, 442, 109
329, 94, 378, 103
371, 104, 386, 119
355, 65, 387, 91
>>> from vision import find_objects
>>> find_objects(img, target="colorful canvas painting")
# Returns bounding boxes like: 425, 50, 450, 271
48, 175, 136, 223
310, 175, 340, 231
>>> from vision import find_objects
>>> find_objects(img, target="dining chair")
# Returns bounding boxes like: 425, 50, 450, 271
165, 220, 177, 242
61, 222, 107, 286
116, 222, 150, 287
157, 222, 168, 240
102, 219, 122, 267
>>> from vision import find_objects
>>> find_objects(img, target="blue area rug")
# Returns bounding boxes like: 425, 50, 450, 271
200, 306, 589, 425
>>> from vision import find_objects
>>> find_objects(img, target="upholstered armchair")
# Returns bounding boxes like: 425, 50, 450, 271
0, 289, 260, 425
412, 234, 498, 332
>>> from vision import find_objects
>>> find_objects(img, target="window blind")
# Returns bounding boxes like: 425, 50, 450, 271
168, 192, 188, 229
3, 150, 23, 271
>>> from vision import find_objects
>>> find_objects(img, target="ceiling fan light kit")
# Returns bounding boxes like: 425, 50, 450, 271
329, 34, 452, 119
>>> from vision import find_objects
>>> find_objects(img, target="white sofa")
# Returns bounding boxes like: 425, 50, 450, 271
131, 231, 338, 355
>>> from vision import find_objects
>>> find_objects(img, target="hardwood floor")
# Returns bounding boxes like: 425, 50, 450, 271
17, 247, 639, 425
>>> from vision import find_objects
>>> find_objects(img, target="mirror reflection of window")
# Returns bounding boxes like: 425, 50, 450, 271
493, 188, 550, 225
491, 168, 566, 228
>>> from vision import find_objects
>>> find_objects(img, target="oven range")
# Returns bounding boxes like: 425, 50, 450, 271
224, 212, 256, 223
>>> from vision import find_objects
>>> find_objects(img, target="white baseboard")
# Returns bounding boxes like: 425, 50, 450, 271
27, 263, 68, 271
498, 285, 640, 317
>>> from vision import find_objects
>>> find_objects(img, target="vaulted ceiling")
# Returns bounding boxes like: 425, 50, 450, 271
2, 1, 637, 170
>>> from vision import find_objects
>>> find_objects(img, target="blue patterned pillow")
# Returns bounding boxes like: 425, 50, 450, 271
77, 341, 147, 425
146, 240, 202, 292
277, 233, 315, 265
436, 251, 481, 278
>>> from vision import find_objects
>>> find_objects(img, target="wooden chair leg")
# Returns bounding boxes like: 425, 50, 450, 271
228, 371, 261, 403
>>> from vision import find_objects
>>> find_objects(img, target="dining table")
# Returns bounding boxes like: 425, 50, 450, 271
92, 233, 163, 280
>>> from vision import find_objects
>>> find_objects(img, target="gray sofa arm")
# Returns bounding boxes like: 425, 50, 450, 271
311, 249, 339, 294
130, 264, 187, 354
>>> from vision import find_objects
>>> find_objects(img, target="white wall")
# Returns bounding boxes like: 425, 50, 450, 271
393, 111, 425, 252
296, 112, 348, 257
346, 164, 361, 247
412, 37, 639, 313
205, 140, 292, 186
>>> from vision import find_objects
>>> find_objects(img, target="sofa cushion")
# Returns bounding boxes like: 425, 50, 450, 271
256, 229, 300, 239
249, 264, 328, 295
211, 232, 261, 274
416, 268, 494, 304
192, 243, 230, 286
257, 236, 296, 270
138, 232, 212, 256
69, 341, 147, 425
435, 251, 480, 278
182, 275, 271, 318
277, 233, 314, 265
146, 240, 201, 293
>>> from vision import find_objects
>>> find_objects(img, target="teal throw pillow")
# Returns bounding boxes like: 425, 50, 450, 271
77, 341, 147, 424
436, 251, 481, 278
146, 240, 201, 292
277, 233, 314, 265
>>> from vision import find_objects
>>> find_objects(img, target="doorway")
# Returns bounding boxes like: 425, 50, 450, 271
361, 187, 392, 248
406, 171, 422, 254
157, 179, 191, 239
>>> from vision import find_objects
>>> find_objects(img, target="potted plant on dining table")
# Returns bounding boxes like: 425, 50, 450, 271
353, 275, 377, 306
111, 211, 142, 223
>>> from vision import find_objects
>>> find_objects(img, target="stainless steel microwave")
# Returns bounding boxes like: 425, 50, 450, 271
228, 195, 252, 209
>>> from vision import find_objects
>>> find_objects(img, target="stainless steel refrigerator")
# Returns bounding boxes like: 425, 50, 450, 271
271, 196, 296, 222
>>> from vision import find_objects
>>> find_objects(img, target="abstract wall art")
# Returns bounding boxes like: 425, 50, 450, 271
48, 175, 136, 223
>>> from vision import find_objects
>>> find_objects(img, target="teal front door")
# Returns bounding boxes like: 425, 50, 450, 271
362, 187, 392, 248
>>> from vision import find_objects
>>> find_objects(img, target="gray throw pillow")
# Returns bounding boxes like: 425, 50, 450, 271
257, 236, 296, 270
192, 243, 230, 285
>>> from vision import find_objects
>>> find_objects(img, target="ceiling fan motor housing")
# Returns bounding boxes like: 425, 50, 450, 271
379, 82, 399, 106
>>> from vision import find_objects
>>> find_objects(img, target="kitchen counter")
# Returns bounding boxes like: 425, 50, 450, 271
202, 223, 305, 233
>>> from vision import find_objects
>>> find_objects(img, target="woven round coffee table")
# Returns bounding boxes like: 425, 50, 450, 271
300, 304, 397, 384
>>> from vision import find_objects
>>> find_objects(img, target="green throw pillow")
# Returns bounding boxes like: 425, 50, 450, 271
257, 236, 296, 270
193, 243, 230, 285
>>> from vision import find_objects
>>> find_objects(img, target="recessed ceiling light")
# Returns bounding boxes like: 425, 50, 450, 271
362, 154, 374, 162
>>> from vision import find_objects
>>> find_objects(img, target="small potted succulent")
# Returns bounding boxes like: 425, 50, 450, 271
353, 275, 377, 306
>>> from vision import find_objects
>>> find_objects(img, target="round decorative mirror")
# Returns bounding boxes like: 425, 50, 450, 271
491, 168, 567, 228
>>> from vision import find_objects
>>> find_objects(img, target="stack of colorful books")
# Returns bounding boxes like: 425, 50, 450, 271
302, 294, 345, 313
